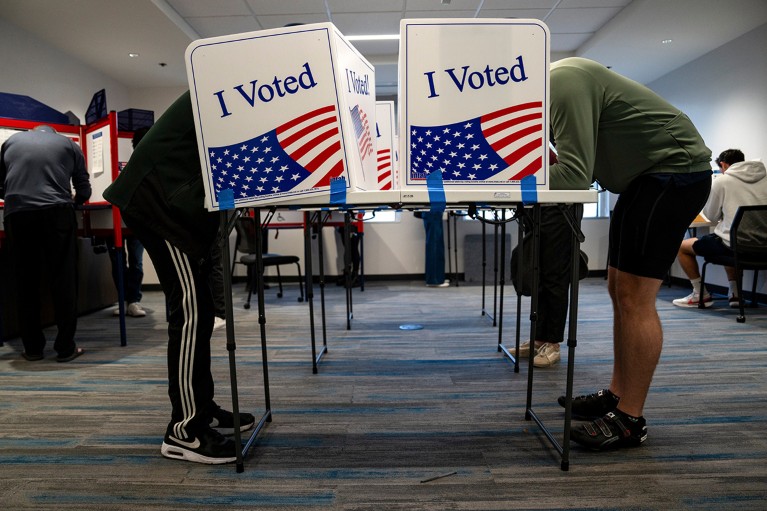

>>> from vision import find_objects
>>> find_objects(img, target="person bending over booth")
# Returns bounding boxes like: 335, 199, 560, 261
104, 92, 254, 464
548, 58, 712, 451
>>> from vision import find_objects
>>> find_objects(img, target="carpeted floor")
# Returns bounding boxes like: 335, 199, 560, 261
1, 278, 765, 510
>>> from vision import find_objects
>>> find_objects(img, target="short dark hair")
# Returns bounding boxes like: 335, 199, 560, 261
715, 149, 745, 167
132, 126, 151, 149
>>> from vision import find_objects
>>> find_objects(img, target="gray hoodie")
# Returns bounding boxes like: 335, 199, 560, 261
703, 159, 767, 246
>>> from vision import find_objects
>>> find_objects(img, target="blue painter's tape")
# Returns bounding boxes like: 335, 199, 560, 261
521, 175, 538, 204
330, 177, 347, 206
427, 171, 446, 213
218, 189, 235, 210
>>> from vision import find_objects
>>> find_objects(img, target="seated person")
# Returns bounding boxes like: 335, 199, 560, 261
673, 149, 767, 307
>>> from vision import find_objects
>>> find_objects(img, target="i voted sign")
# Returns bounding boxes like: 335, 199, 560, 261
186, 23, 375, 210
399, 19, 550, 192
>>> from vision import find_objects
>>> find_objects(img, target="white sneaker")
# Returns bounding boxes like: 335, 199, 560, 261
672, 291, 713, 308
516, 341, 532, 358
426, 280, 450, 288
533, 343, 560, 368
213, 316, 226, 331
126, 302, 147, 317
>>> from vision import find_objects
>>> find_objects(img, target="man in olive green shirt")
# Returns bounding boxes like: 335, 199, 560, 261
548, 58, 712, 451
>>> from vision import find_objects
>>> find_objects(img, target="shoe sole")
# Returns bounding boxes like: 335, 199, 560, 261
161, 442, 236, 464
672, 301, 713, 308
56, 348, 85, 363
571, 429, 647, 451
212, 420, 256, 435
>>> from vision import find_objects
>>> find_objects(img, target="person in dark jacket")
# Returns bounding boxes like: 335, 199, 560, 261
1, 125, 91, 362
104, 92, 254, 464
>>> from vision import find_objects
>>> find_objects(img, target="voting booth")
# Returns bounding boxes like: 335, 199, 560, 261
186, 23, 378, 210
398, 19, 550, 203
375, 101, 397, 191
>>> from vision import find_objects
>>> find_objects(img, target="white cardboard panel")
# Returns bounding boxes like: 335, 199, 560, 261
375, 101, 397, 191
186, 22, 376, 210
399, 18, 551, 194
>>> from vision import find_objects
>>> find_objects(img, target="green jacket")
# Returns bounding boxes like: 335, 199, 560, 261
549, 57, 711, 193
104, 91, 218, 260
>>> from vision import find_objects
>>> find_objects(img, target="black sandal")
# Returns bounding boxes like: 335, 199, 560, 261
57, 347, 85, 363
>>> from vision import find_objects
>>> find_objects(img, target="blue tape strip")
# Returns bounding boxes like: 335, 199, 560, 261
218, 188, 235, 210
521, 175, 538, 205
427, 171, 446, 213
330, 177, 347, 206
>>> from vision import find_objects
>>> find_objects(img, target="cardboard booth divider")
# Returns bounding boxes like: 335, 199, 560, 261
374, 101, 397, 191
186, 22, 378, 211
398, 18, 551, 202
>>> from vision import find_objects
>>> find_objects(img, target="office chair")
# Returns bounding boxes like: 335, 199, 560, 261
232, 216, 304, 308
699, 204, 767, 322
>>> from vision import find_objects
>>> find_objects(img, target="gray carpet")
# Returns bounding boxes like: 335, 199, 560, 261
1, 278, 765, 510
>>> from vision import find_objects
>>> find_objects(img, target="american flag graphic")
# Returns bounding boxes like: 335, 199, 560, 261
208, 105, 345, 202
377, 148, 392, 190
350, 104, 373, 159
409, 101, 544, 183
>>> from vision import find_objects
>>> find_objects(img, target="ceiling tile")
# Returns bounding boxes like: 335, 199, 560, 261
545, 7, 624, 34
166, 0, 252, 17
244, 0, 327, 16
253, 13, 330, 30
186, 15, 262, 38
405, 0, 483, 12
331, 12, 403, 35
327, 0, 405, 13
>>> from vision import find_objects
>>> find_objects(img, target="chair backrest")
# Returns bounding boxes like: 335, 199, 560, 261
731, 205, 767, 264
234, 216, 258, 256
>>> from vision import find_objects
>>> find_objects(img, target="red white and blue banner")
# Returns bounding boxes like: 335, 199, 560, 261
399, 19, 550, 192
186, 23, 376, 210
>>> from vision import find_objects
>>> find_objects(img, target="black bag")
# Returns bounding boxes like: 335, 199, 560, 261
510, 233, 589, 297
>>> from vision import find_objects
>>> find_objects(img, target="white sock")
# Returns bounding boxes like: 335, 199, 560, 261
690, 278, 703, 296
729, 280, 739, 297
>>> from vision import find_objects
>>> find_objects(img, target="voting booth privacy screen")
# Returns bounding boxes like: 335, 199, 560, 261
375, 101, 397, 191
186, 23, 378, 211
399, 19, 550, 199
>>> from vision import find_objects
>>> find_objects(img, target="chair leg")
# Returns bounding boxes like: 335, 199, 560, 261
275, 266, 284, 298
245, 265, 255, 310
750, 270, 759, 307
736, 265, 745, 323
295, 262, 304, 302
699, 262, 709, 309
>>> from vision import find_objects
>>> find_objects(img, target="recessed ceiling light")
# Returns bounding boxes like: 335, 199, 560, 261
346, 34, 399, 41
128, 53, 140, 58
661, 39, 673, 44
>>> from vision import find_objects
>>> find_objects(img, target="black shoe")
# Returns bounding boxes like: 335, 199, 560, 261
570, 410, 647, 451
161, 427, 237, 464
209, 405, 256, 435
558, 388, 619, 420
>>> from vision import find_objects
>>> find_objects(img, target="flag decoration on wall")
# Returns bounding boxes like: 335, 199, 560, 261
409, 101, 543, 183
208, 105, 345, 201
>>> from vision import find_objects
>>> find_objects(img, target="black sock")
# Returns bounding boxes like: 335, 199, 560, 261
614, 408, 646, 432
605, 389, 621, 406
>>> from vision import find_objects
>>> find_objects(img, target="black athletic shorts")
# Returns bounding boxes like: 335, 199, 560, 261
692, 233, 733, 258
608, 171, 712, 280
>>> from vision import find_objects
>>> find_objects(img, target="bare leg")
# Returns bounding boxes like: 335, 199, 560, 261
676, 237, 700, 280
607, 267, 664, 417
